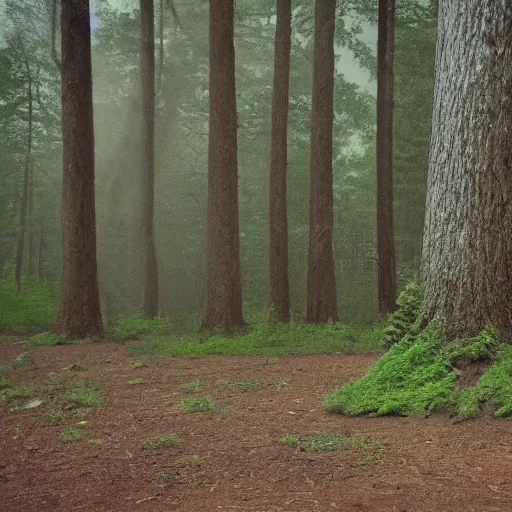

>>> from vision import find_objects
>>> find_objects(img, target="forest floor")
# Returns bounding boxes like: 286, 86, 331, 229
1, 340, 512, 512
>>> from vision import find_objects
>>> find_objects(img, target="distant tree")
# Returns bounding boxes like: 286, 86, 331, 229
376, 0, 397, 313
140, 0, 159, 318
269, 0, 292, 323
201, 0, 244, 333
54, 0, 103, 338
421, 0, 512, 339
306, 0, 338, 323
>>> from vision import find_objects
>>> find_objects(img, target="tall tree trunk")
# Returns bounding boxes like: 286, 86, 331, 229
376, 0, 397, 314
54, 0, 103, 338
15, 61, 33, 293
140, 0, 159, 318
269, 0, 292, 323
157, 0, 164, 92
27, 162, 35, 276
201, 0, 244, 333
306, 0, 338, 324
421, 0, 512, 339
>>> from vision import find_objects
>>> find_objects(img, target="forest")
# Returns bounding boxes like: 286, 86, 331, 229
1, 0, 512, 511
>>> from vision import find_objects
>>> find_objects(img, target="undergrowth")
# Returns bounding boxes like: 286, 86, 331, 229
0, 269, 59, 333
127, 322, 384, 359
324, 323, 511, 419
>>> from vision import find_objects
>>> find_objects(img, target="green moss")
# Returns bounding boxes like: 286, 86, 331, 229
324, 324, 456, 416
176, 396, 215, 413
65, 379, 102, 408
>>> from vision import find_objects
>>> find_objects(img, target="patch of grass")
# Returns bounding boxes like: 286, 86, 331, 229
128, 322, 384, 359
142, 434, 179, 450
171, 369, 185, 376
175, 455, 202, 467
12, 352, 30, 367
0, 272, 59, 333
25, 332, 70, 348
0, 377, 10, 389
282, 433, 382, 462
0, 385, 37, 404
65, 379, 102, 408
59, 428, 84, 442
127, 377, 145, 385
181, 380, 201, 393
44, 412, 64, 425
109, 316, 168, 341
133, 360, 146, 368
157, 471, 172, 479
176, 396, 216, 413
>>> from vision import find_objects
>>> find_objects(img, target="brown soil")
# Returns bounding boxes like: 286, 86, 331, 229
1, 341, 512, 512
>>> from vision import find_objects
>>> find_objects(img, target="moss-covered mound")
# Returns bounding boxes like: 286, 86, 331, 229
324, 324, 512, 419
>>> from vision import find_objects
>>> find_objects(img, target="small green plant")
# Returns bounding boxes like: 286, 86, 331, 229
0, 385, 37, 404
13, 424, 23, 435
175, 455, 202, 467
60, 428, 84, 441
127, 378, 145, 385
281, 435, 298, 444
171, 369, 185, 377
44, 412, 64, 425
133, 360, 146, 368
229, 380, 263, 390
384, 283, 422, 348
181, 380, 201, 393
65, 379, 102, 408
13, 352, 30, 367
177, 396, 216, 413
0, 377, 10, 389
142, 434, 179, 450
69, 363, 88, 372
157, 471, 171, 479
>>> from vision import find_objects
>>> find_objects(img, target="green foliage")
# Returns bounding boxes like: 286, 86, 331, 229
384, 283, 422, 348
0, 385, 37, 404
325, 323, 512, 419
44, 412, 64, 425
457, 347, 512, 419
229, 380, 264, 389
109, 316, 168, 341
59, 428, 84, 442
25, 332, 71, 348
175, 455, 202, 467
176, 396, 216, 414
447, 326, 500, 361
181, 380, 201, 393
142, 434, 179, 450
65, 379, 103, 408
0, 275, 59, 333
324, 324, 457, 416
128, 322, 384, 359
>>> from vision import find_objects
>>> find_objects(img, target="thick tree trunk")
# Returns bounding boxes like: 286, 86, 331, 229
421, 0, 512, 339
140, 0, 159, 318
54, 0, 103, 338
306, 0, 338, 323
15, 61, 33, 293
269, 0, 292, 323
376, 0, 397, 314
201, 0, 244, 333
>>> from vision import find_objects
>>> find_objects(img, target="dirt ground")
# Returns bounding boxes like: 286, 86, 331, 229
1, 340, 512, 512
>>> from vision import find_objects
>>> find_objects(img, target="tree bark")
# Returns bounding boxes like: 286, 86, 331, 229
15, 60, 33, 293
376, 0, 397, 314
269, 0, 292, 323
306, 0, 338, 323
421, 0, 512, 339
54, 0, 103, 338
201, 0, 244, 333
140, 0, 159, 318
